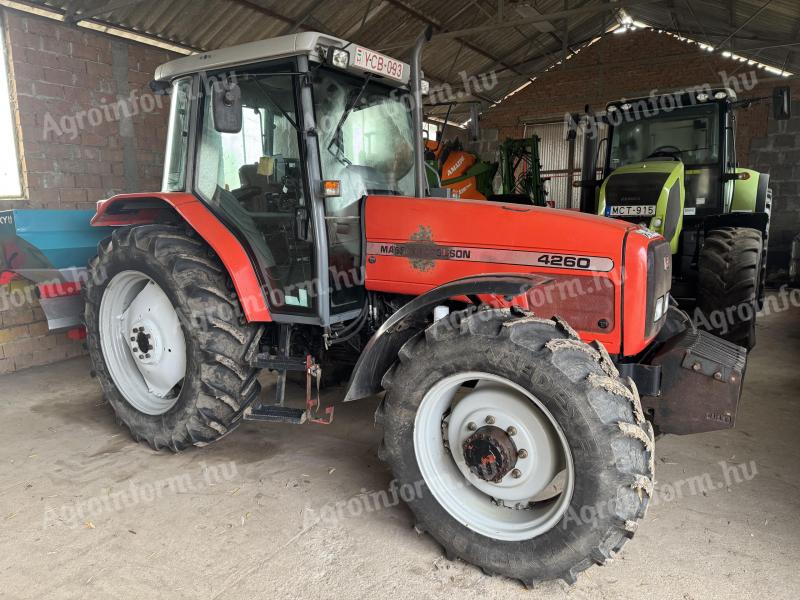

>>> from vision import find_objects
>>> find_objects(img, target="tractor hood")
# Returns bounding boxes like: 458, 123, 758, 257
364, 195, 635, 273
597, 160, 685, 253
362, 194, 669, 356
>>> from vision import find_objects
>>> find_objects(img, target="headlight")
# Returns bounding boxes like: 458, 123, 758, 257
654, 295, 666, 321
714, 91, 728, 100
696, 92, 709, 102
652, 217, 663, 228
329, 48, 350, 69
620, 102, 632, 110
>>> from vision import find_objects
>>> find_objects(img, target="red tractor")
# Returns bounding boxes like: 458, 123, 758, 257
84, 30, 746, 585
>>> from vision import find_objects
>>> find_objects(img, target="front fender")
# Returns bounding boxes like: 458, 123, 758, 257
343, 273, 551, 402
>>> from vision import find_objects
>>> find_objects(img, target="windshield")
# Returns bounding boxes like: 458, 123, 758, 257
609, 103, 720, 168
313, 68, 415, 314
313, 68, 415, 208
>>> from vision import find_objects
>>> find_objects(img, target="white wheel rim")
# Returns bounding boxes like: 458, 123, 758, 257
99, 270, 187, 416
413, 372, 574, 542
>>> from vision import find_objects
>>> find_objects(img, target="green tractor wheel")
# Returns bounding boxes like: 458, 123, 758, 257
697, 227, 763, 350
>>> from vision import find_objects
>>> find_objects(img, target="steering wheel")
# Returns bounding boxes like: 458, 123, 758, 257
647, 145, 682, 160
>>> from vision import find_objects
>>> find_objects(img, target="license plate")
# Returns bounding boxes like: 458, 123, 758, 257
351, 46, 406, 81
609, 205, 656, 217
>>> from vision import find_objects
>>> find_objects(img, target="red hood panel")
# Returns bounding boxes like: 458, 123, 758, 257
365, 195, 633, 257
363, 195, 652, 356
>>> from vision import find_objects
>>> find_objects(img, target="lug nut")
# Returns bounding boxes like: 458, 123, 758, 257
714, 371, 723, 381
139, 354, 144, 359
517, 449, 528, 459
507, 426, 517, 436
511, 469, 522, 479
485, 415, 495, 425
130, 336, 135, 341
145, 354, 151, 359
146, 333, 152, 339
467, 422, 477, 431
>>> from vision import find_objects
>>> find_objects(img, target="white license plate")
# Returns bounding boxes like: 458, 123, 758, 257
351, 46, 406, 81
609, 205, 656, 217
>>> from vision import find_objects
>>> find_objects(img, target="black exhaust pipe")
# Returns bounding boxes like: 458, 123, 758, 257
410, 25, 433, 198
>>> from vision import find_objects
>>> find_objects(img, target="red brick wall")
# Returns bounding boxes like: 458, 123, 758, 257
0, 9, 176, 373
3, 9, 176, 210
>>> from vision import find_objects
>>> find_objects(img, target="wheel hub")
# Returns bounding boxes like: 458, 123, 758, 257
462, 426, 518, 483
414, 372, 576, 542
99, 271, 187, 415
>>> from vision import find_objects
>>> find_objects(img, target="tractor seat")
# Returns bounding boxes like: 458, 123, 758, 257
238, 163, 286, 212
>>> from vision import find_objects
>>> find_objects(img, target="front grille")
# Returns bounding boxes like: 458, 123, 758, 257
605, 172, 669, 206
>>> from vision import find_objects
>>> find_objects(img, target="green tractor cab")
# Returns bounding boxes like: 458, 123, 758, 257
587, 87, 775, 348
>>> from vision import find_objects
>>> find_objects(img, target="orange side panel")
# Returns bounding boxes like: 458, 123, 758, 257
441, 151, 477, 180
92, 192, 271, 322
444, 177, 486, 200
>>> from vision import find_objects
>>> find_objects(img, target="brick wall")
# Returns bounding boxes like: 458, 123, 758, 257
0, 8, 176, 373
749, 100, 800, 275
483, 27, 800, 274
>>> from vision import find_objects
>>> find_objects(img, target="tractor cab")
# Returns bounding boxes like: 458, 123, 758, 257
156, 33, 417, 325
588, 87, 776, 347
598, 88, 743, 251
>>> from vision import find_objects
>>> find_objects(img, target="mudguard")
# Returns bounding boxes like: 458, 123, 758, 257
731, 169, 770, 213
342, 273, 551, 402
91, 192, 272, 322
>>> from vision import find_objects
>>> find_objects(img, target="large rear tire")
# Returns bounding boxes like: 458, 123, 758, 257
697, 227, 762, 349
378, 308, 654, 585
85, 225, 262, 451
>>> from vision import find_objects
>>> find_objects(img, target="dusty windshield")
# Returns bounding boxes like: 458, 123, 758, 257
609, 103, 720, 168
313, 69, 415, 209
313, 68, 414, 314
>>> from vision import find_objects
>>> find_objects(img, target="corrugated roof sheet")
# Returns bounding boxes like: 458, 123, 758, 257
25, 0, 800, 122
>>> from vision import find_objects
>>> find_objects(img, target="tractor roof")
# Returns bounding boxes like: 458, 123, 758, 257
606, 86, 738, 113
154, 31, 411, 87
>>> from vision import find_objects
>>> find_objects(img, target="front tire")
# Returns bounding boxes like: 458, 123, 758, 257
378, 308, 654, 585
85, 225, 262, 451
697, 227, 762, 349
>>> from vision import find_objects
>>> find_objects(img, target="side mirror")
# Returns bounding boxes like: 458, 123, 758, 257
773, 86, 791, 121
212, 80, 242, 133
149, 79, 171, 96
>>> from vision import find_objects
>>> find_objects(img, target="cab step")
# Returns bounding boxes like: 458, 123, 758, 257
243, 405, 307, 424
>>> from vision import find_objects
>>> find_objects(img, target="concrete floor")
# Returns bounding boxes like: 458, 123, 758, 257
0, 302, 798, 600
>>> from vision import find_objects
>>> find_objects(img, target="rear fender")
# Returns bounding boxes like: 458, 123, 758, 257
343, 273, 551, 402
92, 192, 272, 322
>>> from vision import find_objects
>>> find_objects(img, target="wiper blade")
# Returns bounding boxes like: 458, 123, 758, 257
327, 74, 374, 164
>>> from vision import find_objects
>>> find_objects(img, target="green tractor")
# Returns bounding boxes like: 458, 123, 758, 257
582, 86, 788, 348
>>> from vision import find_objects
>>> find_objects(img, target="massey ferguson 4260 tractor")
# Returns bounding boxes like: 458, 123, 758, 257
85, 31, 747, 585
